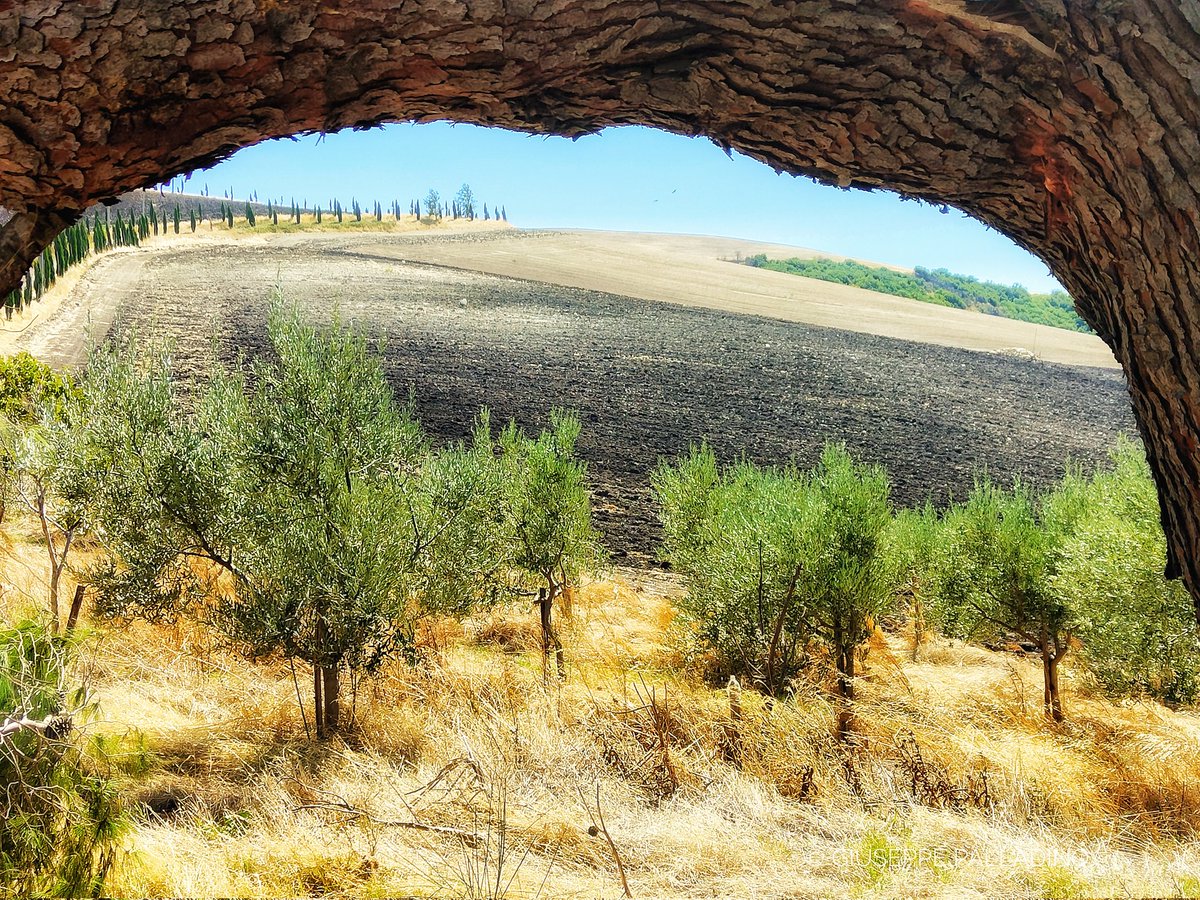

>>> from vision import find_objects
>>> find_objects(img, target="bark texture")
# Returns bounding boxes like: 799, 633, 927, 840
4, 1, 1200, 608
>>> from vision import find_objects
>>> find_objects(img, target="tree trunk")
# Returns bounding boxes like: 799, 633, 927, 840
47, 564, 61, 634
834, 640, 856, 742
312, 655, 325, 740
1041, 650, 1064, 723
836, 644, 856, 702
1040, 629, 1065, 723
36, 491, 60, 633
911, 593, 924, 663
65, 583, 85, 632
322, 663, 340, 734
7, 3, 1200, 613
538, 584, 565, 681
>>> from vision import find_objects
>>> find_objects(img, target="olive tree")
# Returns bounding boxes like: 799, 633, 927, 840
0, 355, 87, 631
1054, 441, 1200, 705
810, 445, 894, 703
4, 418, 90, 633
79, 305, 481, 738
657, 452, 819, 696
215, 308, 429, 736
417, 412, 514, 617
493, 411, 604, 680
931, 476, 1084, 722
655, 443, 894, 706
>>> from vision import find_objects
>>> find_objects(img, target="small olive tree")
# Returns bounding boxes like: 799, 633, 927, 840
6, 419, 90, 633
659, 453, 820, 696
810, 445, 894, 702
0, 354, 87, 631
80, 306, 482, 738
1054, 441, 1200, 704
493, 411, 605, 680
655, 443, 894, 706
931, 476, 1083, 722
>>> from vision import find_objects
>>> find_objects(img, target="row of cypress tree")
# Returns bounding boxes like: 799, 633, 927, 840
3, 202, 208, 318
3, 193, 511, 318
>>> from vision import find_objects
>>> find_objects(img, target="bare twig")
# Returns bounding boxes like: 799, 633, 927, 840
292, 798, 486, 845
288, 658, 311, 741
579, 784, 632, 898
0, 713, 68, 745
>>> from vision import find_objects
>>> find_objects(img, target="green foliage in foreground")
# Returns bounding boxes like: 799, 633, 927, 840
746, 255, 1090, 333
657, 437, 1200, 713
0, 623, 124, 898
654, 443, 893, 697
1055, 441, 1200, 704
0, 352, 80, 427
72, 303, 604, 735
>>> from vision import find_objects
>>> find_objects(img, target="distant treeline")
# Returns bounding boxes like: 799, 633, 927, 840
746, 255, 1091, 334
3, 183, 509, 318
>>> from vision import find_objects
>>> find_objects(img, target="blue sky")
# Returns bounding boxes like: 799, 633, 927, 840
181, 122, 1064, 293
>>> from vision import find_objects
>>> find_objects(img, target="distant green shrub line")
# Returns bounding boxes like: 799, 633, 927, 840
745, 255, 1091, 334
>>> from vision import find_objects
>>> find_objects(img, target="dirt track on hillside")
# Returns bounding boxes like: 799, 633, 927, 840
26, 232, 1132, 566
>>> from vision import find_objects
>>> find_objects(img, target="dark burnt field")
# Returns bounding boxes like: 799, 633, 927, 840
105, 237, 1135, 566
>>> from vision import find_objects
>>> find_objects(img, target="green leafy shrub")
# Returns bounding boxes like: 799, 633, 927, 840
0, 622, 124, 898
655, 443, 894, 701
1054, 441, 1200, 704
0, 352, 79, 426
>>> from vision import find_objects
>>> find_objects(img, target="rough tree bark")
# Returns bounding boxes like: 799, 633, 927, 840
4, 1, 1200, 608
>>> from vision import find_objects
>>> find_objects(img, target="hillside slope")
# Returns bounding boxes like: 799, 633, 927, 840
360, 229, 1119, 369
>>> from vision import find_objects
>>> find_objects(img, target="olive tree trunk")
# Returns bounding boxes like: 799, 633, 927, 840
6, 1, 1200, 613
538, 583, 565, 681
1040, 626, 1068, 723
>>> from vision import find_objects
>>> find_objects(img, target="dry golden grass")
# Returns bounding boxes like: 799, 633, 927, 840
3, 527, 1200, 898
